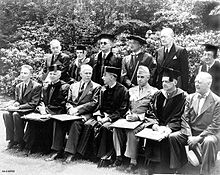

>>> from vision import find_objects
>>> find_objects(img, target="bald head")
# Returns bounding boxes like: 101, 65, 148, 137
80, 64, 93, 82
195, 72, 212, 95
50, 39, 61, 55
160, 28, 175, 48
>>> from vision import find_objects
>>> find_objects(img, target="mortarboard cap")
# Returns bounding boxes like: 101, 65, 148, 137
203, 43, 219, 58
76, 45, 86, 51
127, 35, 147, 45
48, 64, 61, 72
104, 66, 121, 77
162, 67, 181, 81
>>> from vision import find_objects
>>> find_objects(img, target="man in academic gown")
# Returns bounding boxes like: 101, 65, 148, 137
143, 67, 187, 173
197, 44, 220, 96
90, 34, 122, 85
93, 66, 129, 162
3, 65, 42, 150
153, 28, 189, 92
170, 72, 220, 175
69, 45, 92, 82
121, 35, 156, 88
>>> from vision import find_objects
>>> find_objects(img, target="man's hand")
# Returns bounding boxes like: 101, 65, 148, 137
152, 125, 172, 137
100, 117, 110, 124
13, 102, 20, 107
68, 107, 78, 115
6, 105, 19, 111
126, 114, 139, 122
188, 136, 202, 148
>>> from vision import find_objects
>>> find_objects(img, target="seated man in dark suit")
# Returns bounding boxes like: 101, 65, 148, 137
170, 72, 220, 175
3, 65, 42, 150
24, 65, 70, 154
46, 64, 101, 163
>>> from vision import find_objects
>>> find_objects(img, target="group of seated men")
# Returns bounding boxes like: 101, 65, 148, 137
2, 60, 220, 175
2, 26, 220, 175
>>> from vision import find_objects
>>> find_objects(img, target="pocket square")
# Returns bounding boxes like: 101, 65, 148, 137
173, 56, 177, 60
87, 91, 92, 95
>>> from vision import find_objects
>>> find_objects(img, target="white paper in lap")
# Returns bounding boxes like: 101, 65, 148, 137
110, 118, 142, 129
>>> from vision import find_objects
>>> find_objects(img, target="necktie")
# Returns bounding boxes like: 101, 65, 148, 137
48, 84, 55, 103
22, 83, 27, 97
195, 94, 205, 115
101, 53, 106, 76
78, 82, 85, 98
164, 48, 169, 59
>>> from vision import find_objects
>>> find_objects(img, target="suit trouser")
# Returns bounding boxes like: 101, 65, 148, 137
200, 135, 218, 174
169, 132, 218, 174
77, 118, 97, 157
65, 120, 83, 154
113, 128, 139, 159
3, 111, 25, 143
95, 122, 113, 158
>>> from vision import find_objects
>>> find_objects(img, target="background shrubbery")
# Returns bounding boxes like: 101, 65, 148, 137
0, 0, 220, 95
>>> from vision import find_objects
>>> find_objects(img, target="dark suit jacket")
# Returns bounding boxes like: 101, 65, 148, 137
91, 51, 122, 85
199, 60, 220, 96
15, 80, 42, 111
121, 51, 156, 88
154, 44, 189, 92
39, 80, 70, 114
43, 52, 71, 82
99, 82, 129, 122
181, 91, 220, 142
66, 80, 101, 120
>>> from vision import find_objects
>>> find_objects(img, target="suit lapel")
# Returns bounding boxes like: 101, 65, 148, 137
23, 80, 33, 97
79, 81, 92, 102
157, 48, 164, 65
162, 44, 176, 67
199, 92, 214, 115
19, 83, 23, 100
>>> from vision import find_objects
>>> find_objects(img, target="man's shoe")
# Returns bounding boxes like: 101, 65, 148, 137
6, 141, 16, 150
110, 156, 122, 167
125, 163, 138, 174
45, 152, 63, 161
63, 154, 74, 164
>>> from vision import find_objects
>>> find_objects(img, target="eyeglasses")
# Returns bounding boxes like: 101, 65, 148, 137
100, 42, 108, 45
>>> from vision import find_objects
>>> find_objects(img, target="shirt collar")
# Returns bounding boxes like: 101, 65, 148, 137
197, 91, 210, 98
109, 82, 117, 88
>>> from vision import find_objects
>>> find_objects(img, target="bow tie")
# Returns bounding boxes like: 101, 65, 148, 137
197, 94, 206, 99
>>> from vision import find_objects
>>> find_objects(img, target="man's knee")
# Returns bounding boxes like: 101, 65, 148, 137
203, 135, 217, 146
